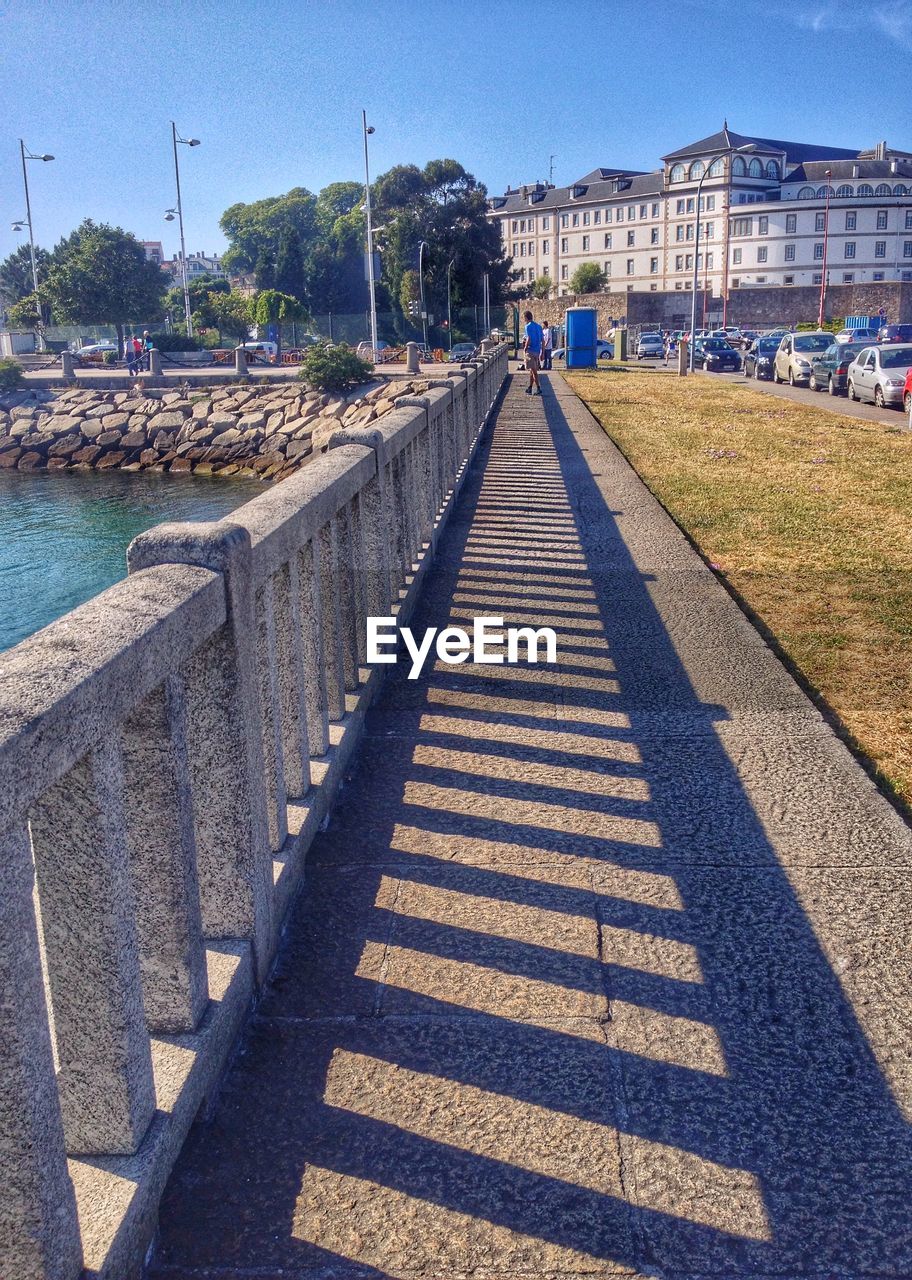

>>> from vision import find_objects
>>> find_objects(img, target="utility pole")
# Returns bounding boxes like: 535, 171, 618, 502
362, 111, 379, 359
818, 170, 833, 329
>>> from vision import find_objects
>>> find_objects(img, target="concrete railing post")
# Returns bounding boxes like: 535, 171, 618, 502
127, 522, 275, 981
29, 739, 157, 1154
235, 346, 249, 376
59, 350, 76, 383
405, 341, 420, 374
327, 426, 392, 626
148, 347, 163, 376
0, 822, 83, 1280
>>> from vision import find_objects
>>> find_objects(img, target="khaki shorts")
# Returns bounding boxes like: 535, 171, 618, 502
525, 351, 540, 372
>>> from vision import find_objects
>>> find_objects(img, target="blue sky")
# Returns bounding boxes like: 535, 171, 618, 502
1, 0, 911, 265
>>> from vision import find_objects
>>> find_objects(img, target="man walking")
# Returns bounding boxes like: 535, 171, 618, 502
522, 309, 543, 395
541, 319, 553, 370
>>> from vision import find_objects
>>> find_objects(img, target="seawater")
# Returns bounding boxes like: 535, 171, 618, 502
0, 468, 266, 653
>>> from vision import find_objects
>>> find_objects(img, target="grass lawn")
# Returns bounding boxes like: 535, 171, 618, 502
566, 369, 912, 804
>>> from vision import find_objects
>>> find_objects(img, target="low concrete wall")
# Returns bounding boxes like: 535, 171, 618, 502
0, 378, 436, 483
0, 346, 508, 1280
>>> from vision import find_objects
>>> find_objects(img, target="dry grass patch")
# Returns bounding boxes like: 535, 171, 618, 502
567, 370, 912, 802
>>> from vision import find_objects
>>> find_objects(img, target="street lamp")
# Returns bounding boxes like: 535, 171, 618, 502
818, 169, 833, 328
446, 258, 455, 352
418, 240, 429, 348
689, 144, 754, 370
17, 140, 54, 350
168, 123, 200, 337
362, 111, 379, 361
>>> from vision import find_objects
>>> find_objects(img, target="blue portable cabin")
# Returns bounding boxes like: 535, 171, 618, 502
564, 307, 598, 368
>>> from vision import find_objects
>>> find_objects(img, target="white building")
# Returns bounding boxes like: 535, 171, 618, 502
487, 126, 912, 300
164, 251, 228, 284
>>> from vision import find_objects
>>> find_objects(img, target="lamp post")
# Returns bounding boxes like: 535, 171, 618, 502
362, 111, 379, 360
818, 169, 833, 329
418, 240, 429, 348
167, 123, 200, 337
446, 258, 455, 352
690, 144, 753, 370
16, 140, 54, 350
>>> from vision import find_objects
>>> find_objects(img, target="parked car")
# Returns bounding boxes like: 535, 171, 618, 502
772, 331, 833, 385
809, 342, 869, 395
878, 324, 912, 344
834, 327, 879, 345
242, 340, 278, 362
74, 341, 118, 358
903, 367, 912, 414
846, 344, 912, 407
636, 332, 664, 359
449, 342, 477, 361
551, 339, 614, 361
693, 336, 742, 372
743, 336, 782, 380
355, 340, 391, 361
737, 329, 761, 350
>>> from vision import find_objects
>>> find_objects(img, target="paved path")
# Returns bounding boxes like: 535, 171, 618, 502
150, 372, 912, 1279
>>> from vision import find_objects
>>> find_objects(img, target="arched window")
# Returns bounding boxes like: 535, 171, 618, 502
732, 155, 748, 176
765, 160, 779, 180
689, 160, 705, 180
708, 157, 725, 177
894, 183, 909, 196
836, 184, 853, 197
875, 183, 892, 196
816, 185, 835, 198
857, 183, 874, 196
748, 158, 763, 178
797, 186, 815, 199
669, 163, 685, 183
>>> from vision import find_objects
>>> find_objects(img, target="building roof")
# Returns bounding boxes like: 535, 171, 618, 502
786, 158, 912, 183
574, 167, 647, 184
490, 169, 663, 213
662, 124, 861, 164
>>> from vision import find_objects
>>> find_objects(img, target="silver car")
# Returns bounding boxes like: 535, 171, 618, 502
636, 332, 664, 359
846, 344, 912, 408
773, 331, 833, 385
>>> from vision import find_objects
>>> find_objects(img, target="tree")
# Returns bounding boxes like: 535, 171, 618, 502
315, 181, 363, 232
164, 273, 229, 330
219, 188, 318, 276
399, 269, 420, 318
197, 290, 253, 344
6, 292, 44, 330
252, 289, 307, 358
530, 275, 552, 300
0, 243, 52, 307
44, 220, 167, 347
569, 262, 606, 295
274, 229, 306, 302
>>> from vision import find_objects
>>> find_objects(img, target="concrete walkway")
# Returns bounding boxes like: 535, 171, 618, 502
149, 372, 912, 1279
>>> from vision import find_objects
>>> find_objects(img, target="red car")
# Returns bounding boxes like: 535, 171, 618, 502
903, 367, 912, 414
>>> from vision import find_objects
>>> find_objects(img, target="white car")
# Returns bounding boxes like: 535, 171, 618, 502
846, 344, 912, 408
551, 339, 614, 361
75, 341, 118, 357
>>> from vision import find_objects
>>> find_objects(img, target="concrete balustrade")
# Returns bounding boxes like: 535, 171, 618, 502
0, 343, 507, 1280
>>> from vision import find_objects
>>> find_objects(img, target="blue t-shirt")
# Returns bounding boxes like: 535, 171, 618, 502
525, 321, 543, 354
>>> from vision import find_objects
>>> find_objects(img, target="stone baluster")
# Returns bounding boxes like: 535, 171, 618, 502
255, 575, 289, 852
297, 538, 330, 757
270, 557, 312, 799
127, 522, 274, 982
29, 739, 156, 1155
121, 675, 208, 1032
318, 518, 347, 720
335, 502, 361, 692
0, 822, 83, 1280
327, 425, 392, 626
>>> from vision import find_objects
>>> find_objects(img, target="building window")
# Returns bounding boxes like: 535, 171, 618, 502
560, 213, 568, 227
738, 193, 747, 204
842, 272, 854, 283
676, 199, 685, 214
706, 253, 714, 270
542, 265, 549, 276
904, 241, 912, 258
593, 210, 600, 224
876, 184, 892, 197
686, 197, 695, 213
511, 242, 518, 256
561, 264, 568, 280
706, 195, 715, 211
786, 213, 797, 233
571, 212, 579, 227
675, 254, 684, 270
519, 243, 525, 256
811, 272, 822, 284
903, 271, 912, 281
651, 227, 659, 244
604, 233, 612, 249
843, 211, 856, 230
670, 163, 686, 182
873, 271, 885, 281
704, 221, 714, 238
731, 277, 740, 288
675, 281, 682, 290
652, 203, 660, 217
815, 212, 825, 232
650, 257, 658, 273
528, 241, 534, 254
731, 217, 753, 237
836, 185, 853, 198
757, 246, 768, 263
676, 225, 684, 242
604, 208, 612, 222
640, 204, 647, 218
785, 243, 796, 261
583, 211, 590, 225
542, 216, 550, 230
758, 216, 768, 235
517, 268, 525, 281
604, 261, 611, 276
561, 237, 568, 252
906, 211, 912, 229
690, 160, 705, 180
732, 248, 742, 265
766, 160, 779, 180
877, 209, 888, 230
685, 254, 693, 269
582, 235, 590, 251
511, 220, 518, 232
627, 206, 635, 221
542, 239, 550, 253
798, 186, 815, 199
875, 240, 886, 258
520, 218, 527, 232
686, 224, 694, 240
844, 242, 856, 259
755, 276, 766, 283
814, 242, 824, 259
626, 258, 635, 275
627, 230, 635, 246
857, 184, 874, 197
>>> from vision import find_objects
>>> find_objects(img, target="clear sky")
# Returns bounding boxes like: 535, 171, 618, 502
1, 0, 910, 266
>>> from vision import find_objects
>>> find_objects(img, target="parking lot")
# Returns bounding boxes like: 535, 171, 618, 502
699, 367, 907, 429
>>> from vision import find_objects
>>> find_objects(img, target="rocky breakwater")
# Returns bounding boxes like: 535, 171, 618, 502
0, 378, 432, 481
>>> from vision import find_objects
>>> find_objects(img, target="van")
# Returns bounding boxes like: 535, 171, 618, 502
242, 340, 278, 362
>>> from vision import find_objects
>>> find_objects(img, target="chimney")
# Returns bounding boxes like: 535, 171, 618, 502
891, 158, 898, 174
852, 163, 860, 178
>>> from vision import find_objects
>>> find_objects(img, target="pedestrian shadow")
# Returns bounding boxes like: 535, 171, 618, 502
149, 375, 912, 1279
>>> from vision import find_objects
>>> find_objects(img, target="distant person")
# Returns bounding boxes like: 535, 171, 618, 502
663, 330, 671, 366
522, 310, 543, 396
124, 334, 137, 375
540, 320, 553, 370
142, 330, 153, 371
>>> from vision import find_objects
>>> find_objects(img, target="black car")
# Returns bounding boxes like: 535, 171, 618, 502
693, 336, 741, 372
809, 341, 868, 395
878, 323, 912, 344
743, 336, 782, 380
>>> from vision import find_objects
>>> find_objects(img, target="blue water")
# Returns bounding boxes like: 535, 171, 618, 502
0, 469, 266, 652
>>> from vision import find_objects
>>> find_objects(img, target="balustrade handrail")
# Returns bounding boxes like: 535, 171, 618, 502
0, 342, 507, 1280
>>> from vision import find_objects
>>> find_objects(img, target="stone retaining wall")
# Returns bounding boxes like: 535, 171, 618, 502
0, 378, 432, 482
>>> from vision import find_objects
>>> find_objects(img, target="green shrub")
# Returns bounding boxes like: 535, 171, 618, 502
0, 358, 25, 392
298, 342, 373, 393
149, 332, 202, 351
